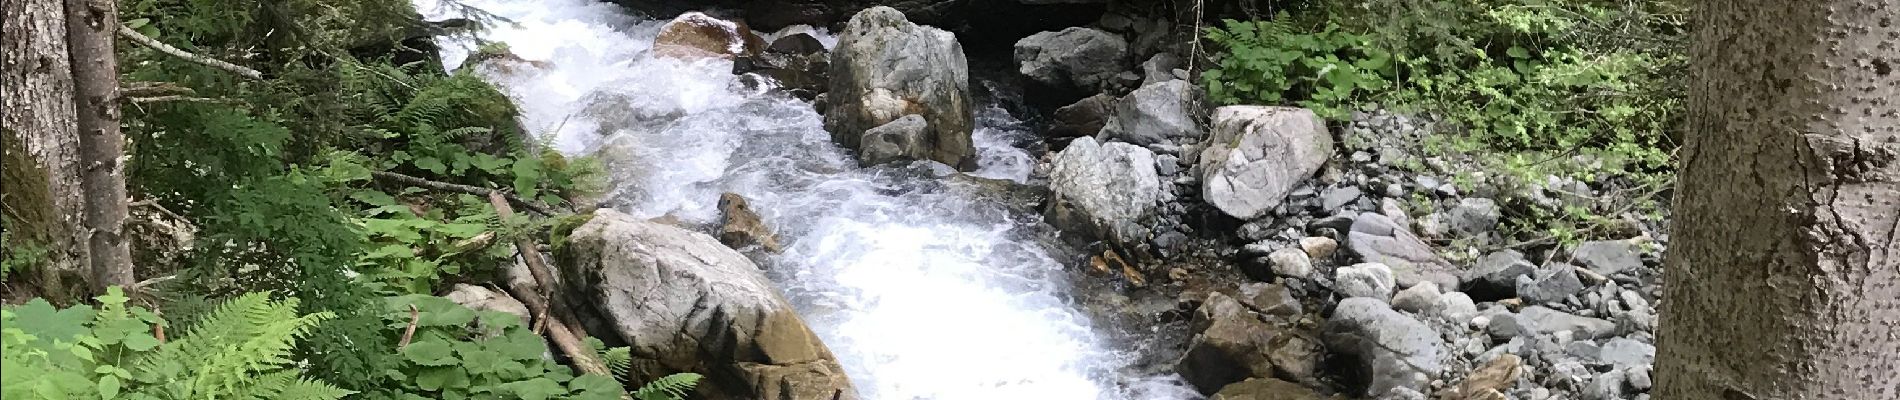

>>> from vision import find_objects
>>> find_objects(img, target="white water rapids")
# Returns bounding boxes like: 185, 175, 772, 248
416, 0, 1197, 398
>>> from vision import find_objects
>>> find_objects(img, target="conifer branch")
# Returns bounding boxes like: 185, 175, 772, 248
116, 25, 264, 80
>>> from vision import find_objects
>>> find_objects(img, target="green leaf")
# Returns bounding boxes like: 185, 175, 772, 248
567, 375, 623, 394
403, 340, 459, 366
415, 157, 449, 174
499, 377, 567, 400
121, 333, 160, 352
1507, 46, 1531, 59
416, 367, 470, 391
98, 376, 119, 400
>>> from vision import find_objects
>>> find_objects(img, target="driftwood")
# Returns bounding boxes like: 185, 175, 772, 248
372, 171, 557, 216
487, 192, 610, 376
117, 25, 264, 80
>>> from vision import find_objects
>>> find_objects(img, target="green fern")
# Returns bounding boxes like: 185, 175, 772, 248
632, 373, 702, 400
129, 292, 348, 400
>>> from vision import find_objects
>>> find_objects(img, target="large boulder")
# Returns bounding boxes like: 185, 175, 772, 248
824, 6, 975, 169
653, 12, 766, 60
1347, 213, 1459, 289
1046, 136, 1161, 248
1014, 27, 1128, 93
1048, 93, 1117, 140
1211, 378, 1325, 400
1324, 298, 1447, 396
857, 114, 930, 165
1176, 293, 1321, 394
557, 209, 856, 400
1099, 79, 1203, 147
1197, 106, 1334, 219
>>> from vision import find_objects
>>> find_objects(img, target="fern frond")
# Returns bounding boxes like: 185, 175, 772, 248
274, 378, 356, 400
600, 346, 632, 380
632, 373, 702, 400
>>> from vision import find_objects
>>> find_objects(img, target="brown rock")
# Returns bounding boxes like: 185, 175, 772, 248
654, 12, 766, 60
1439, 354, 1521, 400
719, 192, 783, 253
1177, 292, 1322, 394
1211, 378, 1326, 400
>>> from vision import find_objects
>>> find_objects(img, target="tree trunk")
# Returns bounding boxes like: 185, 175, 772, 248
63, 0, 134, 291
2, 0, 89, 302
1655, 1, 1900, 399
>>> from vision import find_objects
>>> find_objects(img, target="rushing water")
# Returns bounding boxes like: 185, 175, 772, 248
416, 1, 1195, 398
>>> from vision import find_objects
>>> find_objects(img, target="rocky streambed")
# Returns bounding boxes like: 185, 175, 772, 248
420, 0, 1671, 399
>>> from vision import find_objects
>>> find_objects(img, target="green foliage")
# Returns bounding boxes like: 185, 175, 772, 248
2, 287, 350, 400
631, 373, 702, 400
1202, 14, 1394, 119
1, 217, 49, 280
359, 295, 625, 400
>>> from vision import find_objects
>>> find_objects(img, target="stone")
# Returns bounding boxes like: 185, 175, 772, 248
1515, 264, 1584, 305
1014, 27, 1129, 92
1101, 80, 1204, 146
1336, 263, 1397, 300
653, 12, 765, 60
1140, 52, 1182, 86
857, 114, 931, 165
1046, 137, 1161, 247
1299, 236, 1339, 260
1585, 370, 1628, 400
1390, 281, 1443, 314
1572, 240, 1642, 276
1049, 93, 1117, 139
734, 32, 831, 99
718, 192, 784, 252
1626, 366, 1653, 391
557, 209, 855, 399
443, 283, 530, 322
1178, 293, 1320, 394
825, 7, 975, 169
1269, 248, 1314, 279
1521, 306, 1617, 339
1211, 378, 1325, 400
1598, 338, 1656, 368
1197, 106, 1334, 219
1320, 186, 1362, 213
1324, 298, 1447, 396
1445, 198, 1501, 236
1239, 282, 1303, 317
1485, 313, 1530, 342
1446, 354, 1522, 399
1348, 213, 1460, 289
1440, 292, 1478, 320
1463, 250, 1536, 300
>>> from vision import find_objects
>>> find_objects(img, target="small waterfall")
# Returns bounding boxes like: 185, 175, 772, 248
416, 0, 1197, 398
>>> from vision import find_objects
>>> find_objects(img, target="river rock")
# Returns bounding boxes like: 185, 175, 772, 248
1348, 213, 1460, 289
1521, 306, 1616, 339
825, 6, 975, 169
1390, 281, 1442, 314
1336, 263, 1397, 300
1515, 263, 1583, 305
1211, 378, 1325, 400
1198, 106, 1334, 219
1444, 198, 1500, 236
654, 12, 766, 60
1299, 236, 1338, 260
718, 192, 783, 252
1178, 293, 1320, 394
1046, 136, 1161, 247
1014, 27, 1128, 93
557, 209, 855, 400
1049, 93, 1117, 140
858, 114, 930, 165
443, 283, 530, 322
734, 33, 830, 99
1572, 240, 1642, 276
1268, 248, 1314, 280
1324, 297, 1447, 396
1462, 250, 1535, 300
1140, 52, 1181, 86
1240, 282, 1303, 317
1444, 354, 1521, 400
1598, 338, 1655, 368
1100, 79, 1203, 147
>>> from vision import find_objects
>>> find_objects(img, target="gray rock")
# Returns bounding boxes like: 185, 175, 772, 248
1565, 341, 1603, 360
1598, 338, 1656, 368
1440, 292, 1478, 320
1336, 263, 1397, 300
1348, 213, 1460, 289
1378, 387, 1429, 400
1240, 282, 1304, 317
1270, 248, 1315, 279
1516, 264, 1584, 305
1046, 137, 1162, 247
443, 283, 531, 322
826, 7, 975, 168
1585, 370, 1628, 400
1522, 306, 1617, 339
1321, 186, 1362, 212
558, 209, 855, 399
1102, 79, 1204, 146
1197, 106, 1334, 219
1573, 240, 1642, 276
1445, 198, 1501, 236
1463, 250, 1536, 299
1485, 313, 1530, 342
857, 114, 930, 165
1300, 236, 1339, 260
1390, 281, 1443, 314
1325, 298, 1447, 396
1015, 27, 1128, 92
1140, 52, 1181, 86
1626, 366, 1653, 391
1049, 93, 1117, 139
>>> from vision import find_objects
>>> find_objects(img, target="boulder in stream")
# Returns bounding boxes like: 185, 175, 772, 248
718, 192, 783, 253
653, 12, 766, 60
824, 6, 976, 169
1046, 136, 1161, 248
557, 209, 856, 400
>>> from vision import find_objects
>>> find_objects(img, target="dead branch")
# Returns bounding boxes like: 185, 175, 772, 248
372, 171, 558, 216
488, 192, 610, 376
398, 304, 420, 349
120, 81, 195, 98
117, 25, 264, 80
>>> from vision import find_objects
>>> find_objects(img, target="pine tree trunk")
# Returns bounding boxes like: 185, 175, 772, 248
1655, 1, 1900, 399
2, 0, 89, 302
63, 0, 135, 291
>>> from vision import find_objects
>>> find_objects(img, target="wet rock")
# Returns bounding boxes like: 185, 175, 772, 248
1515, 264, 1583, 305
1178, 293, 1320, 394
1014, 27, 1128, 93
1299, 236, 1338, 260
1521, 306, 1616, 339
1324, 298, 1447, 396
1269, 248, 1314, 280
1197, 106, 1333, 219
1445, 198, 1500, 236
1240, 282, 1303, 317
1463, 250, 1535, 300
1572, 240, 1642, 276
443, 283, 530, 322
1100, 79, 1204, 147
557, 209, 855, 399
718, 192, 784, 252
1211, 378, 1325, 400
1348, 213, 1459, 289
858, 114, 931, 165
1049, 93, 1117, 139
1336, 263, 1397, 300
1046, 136, 1161, 247
1390, 281, 1442, 314
826, 6, 975, 169
734, 33, 830, 99
654, 12, 766, 60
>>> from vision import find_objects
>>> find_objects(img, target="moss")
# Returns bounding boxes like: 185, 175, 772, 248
545, 212, 597, 253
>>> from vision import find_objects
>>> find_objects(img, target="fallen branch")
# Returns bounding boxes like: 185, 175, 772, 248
129, 95, 226, 104
489, 192, 610, 376
120, 81, 195, 98
398, 304, 420, 349
372, 171, 557, 216
117, 25, 263, 80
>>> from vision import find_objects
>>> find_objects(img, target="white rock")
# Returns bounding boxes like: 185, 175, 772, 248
1336, 262, 1397, 301
1197, 106, 1333, 219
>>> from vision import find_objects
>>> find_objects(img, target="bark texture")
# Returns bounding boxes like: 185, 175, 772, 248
64, 0, 135, 291
1656, 1, 1900, 399
3, 0, 89, 300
